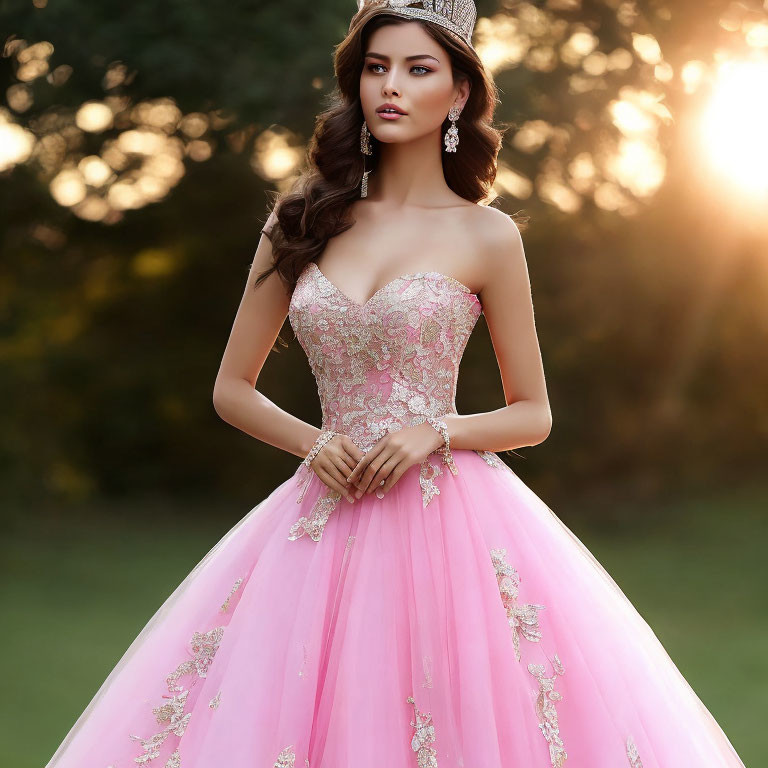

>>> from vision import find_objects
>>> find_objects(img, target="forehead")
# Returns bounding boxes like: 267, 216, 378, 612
365, 20, 445, 57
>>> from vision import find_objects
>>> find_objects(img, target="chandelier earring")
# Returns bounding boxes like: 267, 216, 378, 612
360, 119, 374, 198
444, 106, 462, 153
360, 120, 373, 156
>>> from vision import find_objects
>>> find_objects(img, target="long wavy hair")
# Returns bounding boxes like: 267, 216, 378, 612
255, 7, 522, 304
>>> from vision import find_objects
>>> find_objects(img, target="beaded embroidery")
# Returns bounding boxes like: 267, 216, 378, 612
287, 262, 491, 541
220, 576, 243, 612
626, 735, 644, 767
274, 745, 297, 767
126, 578, 238, 766
407, 695, 438, 768
490, 547, 566, 766
528, 654, 567, 767
128, 624, 225, 764
490, 547, 545, 662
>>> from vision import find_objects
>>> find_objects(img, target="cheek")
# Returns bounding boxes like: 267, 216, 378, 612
411, 82, 454, 126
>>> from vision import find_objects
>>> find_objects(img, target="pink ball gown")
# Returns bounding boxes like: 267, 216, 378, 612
46, 258, 747, 768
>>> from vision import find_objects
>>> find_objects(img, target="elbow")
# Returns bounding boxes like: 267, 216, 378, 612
212, 381, 229, 421
534, 407, 553, 445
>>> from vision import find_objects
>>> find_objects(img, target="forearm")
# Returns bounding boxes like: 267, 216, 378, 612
443, 400, 552, 453
213, 378, 320, 459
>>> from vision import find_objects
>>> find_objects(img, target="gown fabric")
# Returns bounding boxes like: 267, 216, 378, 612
45, 257, 747, 768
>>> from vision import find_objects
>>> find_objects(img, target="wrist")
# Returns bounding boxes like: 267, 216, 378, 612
425, 416, 459, 476
300, 427, 322, 459
442, 413, 459, 448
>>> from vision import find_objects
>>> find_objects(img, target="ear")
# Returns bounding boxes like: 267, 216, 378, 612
454, 75, 471, 111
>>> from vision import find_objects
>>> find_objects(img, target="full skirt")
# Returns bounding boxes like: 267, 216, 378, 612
45, 450, 747, 768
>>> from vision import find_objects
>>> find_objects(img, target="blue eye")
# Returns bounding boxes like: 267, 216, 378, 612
366, 63, 432, 75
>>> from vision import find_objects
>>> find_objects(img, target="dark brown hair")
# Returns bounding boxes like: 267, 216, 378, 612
255, 8, 523, 300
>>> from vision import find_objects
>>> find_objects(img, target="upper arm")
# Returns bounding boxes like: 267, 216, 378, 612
477, 209, 551, 424
213, 220, 291, 396
261, 208, 278, 241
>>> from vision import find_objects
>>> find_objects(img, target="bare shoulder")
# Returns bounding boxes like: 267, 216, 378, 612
463, 204, 525, 292
261, 207, 279, 239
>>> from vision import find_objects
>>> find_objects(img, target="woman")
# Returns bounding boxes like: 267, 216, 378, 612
46, 1, 747, 767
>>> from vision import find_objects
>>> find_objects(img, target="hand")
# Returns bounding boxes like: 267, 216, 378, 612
309, 433, 365, 503
347, 423, 445, 499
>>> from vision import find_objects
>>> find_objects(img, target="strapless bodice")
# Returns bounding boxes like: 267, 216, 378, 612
289, 261, 483, 450
286, 260, 503, 542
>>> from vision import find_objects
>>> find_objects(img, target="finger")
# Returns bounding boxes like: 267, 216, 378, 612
315, 465, 355, 503
330, 453, 355, 485
348, 446, 378, 484
367, 454, 400, 495
379, 460, 406, 496
341, 436, 366, 464
356, 451, 392, 495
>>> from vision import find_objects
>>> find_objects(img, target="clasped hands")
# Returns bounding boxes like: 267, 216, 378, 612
308, 423, 445, 503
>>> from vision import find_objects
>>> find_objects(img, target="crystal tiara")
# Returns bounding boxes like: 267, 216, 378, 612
356, 0, 478, 50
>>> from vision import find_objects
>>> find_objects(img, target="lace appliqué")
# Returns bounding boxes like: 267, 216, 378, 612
490, 547, 545, 662
220, 577, 243, 612
273, 745, 311, 768
274, 745, 297, 767
407, 695, 438, 768
626, 735, 644, 767
288, 449, 460, 542
288, 487, 342, 542
128, 578, 234, 766
490, 547, 566, 766
475, 449, 503, 467
528, 654, 567, 768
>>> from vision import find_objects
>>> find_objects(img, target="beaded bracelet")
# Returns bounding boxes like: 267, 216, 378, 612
425, 416, 458, 476
296, 429, 340, 503
302, 429, 339, 469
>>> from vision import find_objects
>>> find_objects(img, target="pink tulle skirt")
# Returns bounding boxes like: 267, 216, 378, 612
45, 450, 746, 768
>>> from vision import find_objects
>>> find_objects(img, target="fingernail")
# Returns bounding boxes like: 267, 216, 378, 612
355, 490, 362, 498
347, 476, 353, 482
346, 494, 354, 503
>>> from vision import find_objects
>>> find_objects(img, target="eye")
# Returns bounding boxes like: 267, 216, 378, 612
366, 63, 433, 75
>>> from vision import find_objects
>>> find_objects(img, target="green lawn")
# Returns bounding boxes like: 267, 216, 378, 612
2, 486, 765, 768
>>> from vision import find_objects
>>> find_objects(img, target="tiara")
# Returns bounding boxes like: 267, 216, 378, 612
356, 0, 478, 50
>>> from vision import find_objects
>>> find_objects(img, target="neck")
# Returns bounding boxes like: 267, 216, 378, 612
366, 126, 453, 207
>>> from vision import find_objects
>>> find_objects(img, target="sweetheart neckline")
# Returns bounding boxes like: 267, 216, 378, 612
307, 261, 480, 309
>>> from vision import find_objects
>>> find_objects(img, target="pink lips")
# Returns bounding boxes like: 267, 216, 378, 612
376, 103, 407, 120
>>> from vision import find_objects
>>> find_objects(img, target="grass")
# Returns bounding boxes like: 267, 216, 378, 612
2, 485, 765, 768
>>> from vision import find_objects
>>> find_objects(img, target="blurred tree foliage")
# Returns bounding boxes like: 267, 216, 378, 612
1, 0, 766, 517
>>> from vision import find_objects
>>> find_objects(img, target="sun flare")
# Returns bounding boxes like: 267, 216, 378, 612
700, 59, 768, 197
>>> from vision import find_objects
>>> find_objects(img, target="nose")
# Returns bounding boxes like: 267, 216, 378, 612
382, 71, 401, 98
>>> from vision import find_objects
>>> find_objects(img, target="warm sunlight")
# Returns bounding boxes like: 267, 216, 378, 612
700, 59, 768, 197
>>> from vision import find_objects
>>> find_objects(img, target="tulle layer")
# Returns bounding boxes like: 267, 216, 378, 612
46, 451, 746, 768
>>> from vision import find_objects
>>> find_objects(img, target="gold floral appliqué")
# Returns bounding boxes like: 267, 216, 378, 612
129, 624, 225, 764
220, 576, 243, 612
626, 735, 643, 767
407, 695, 438, 768
528, 653, 567, 767
274, 745, 297, 767
490, 547, 545, 662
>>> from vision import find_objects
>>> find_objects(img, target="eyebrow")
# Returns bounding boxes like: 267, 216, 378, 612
365, 51, 440, 63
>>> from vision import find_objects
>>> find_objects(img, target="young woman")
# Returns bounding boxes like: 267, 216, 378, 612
46, 1, 747, 767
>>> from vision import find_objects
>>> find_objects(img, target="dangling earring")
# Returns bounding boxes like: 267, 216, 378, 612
360, 120, 373, 198
360, 120, 373, 156
361, 169, 372, 198
444, 106, 461, 153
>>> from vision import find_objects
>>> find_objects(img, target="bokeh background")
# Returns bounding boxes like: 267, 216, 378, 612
2, 1, 767, 766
